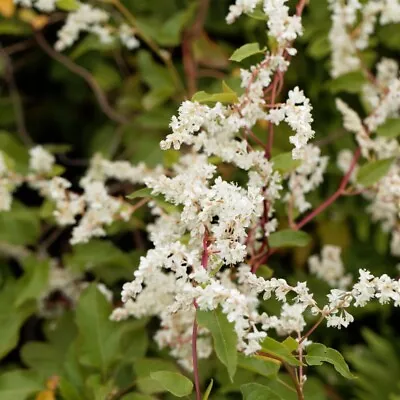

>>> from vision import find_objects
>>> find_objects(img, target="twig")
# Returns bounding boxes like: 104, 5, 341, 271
299, 314, 325, 344
38, 227, 64, 255
192, 316, 201, 400
34, 31, 128, 125
295, 147, 361, 230
0, 45, 33, 146
257, 351, 303, 399
182, 0, 210, 96
1, 39, 35, 56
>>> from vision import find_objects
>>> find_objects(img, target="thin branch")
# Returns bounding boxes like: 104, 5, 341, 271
0, 44, 33, 146
192, 316, 202, 400
182, 0, 210, 96
299, 314, 326, 344
1, 39, 35, 56
295, 147, 361, 230
34, 31, 128, 125
257, 351, 303, 399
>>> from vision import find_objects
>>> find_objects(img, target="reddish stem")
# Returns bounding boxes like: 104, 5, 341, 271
192, 230, 209, 400
295, 147, 361, 230
201, 230, 209, 269
253, 147, 361, 272
192, 316, 201, 400
265, 73, 280, 158
296, 0, 308, 16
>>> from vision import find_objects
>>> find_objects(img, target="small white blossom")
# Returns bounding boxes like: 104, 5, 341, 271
29, 146, 55, 174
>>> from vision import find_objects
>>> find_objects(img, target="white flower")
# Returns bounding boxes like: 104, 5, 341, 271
29, 146, 55, 174
119, 23, 140, 50
55, 4, 110, 51
309, 245, 352, 288
226, 0, 262, 24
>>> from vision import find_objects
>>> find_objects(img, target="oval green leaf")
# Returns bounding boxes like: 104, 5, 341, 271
376, 118, 400, 138
356, 157, 394, 187
197, 308, 237, 381
305, 343, 354, 379
149, 371, 193, 397
230, 43, 266, 62
268, 229, 311, 248
271, 152, 301, 173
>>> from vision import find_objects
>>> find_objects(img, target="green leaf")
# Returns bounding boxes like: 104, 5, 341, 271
197, 308, 238, 381
0, 280, 36, 359
379, 24, 400, 50
134, 358, 180, 394
0, 20, 31, 36
0, 202, 40, 245
222, 80, 238, 97
241, 383, 281, 400
271, 152, 301, 173
0, 370, 42, 400
70, 34, 117, 59
230, 43, 266, 62
16, 256, 50, 307
260, 337, 301, 366
126, 188, 180, 214
326, 71, 368, 94
268, 229, 311, 248
307, 35, 330, 60
92, 62, 121, 92
75, 284, 121, 375
126, 187, 153, 199
203, 379, 213, 400
150, 371, 193, 397
257, 264, 274, 279
59, 377, 82, 400
0, 131, 29, 172
21, 342, 63, 378
121, 394, 155, 400
376, 119, 400, 138
305, 343, 354, 379
192, 90, 238, 104
282, 337, 299, 353
356, 158, 395, 187
64, 239, 133, 277
156, 4, 196, 46
246, 8, 268, 20
119, 321, 149, 361
137, 51, 175, 109
143, 86, 175, 110
56, 0, 79, 11
238, 353, 280, 377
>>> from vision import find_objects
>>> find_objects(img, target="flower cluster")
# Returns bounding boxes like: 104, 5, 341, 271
3, 0, 400, 380
328, 0, 400, 78
309, 245, 352, 288
12, 0, 140, 51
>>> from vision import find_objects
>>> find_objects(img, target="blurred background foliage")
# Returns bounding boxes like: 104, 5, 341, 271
1, 0, 400, 398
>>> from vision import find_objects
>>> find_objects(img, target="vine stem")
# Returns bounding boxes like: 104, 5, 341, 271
258, 351, 304, 400
192, 231, 209, 400
34, 31, 128, 125
192, 317, 201, 400
294, 147, 361, 230
299, 314, 325, 344
253, 146, 361, 271
182, 0, 210, 97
